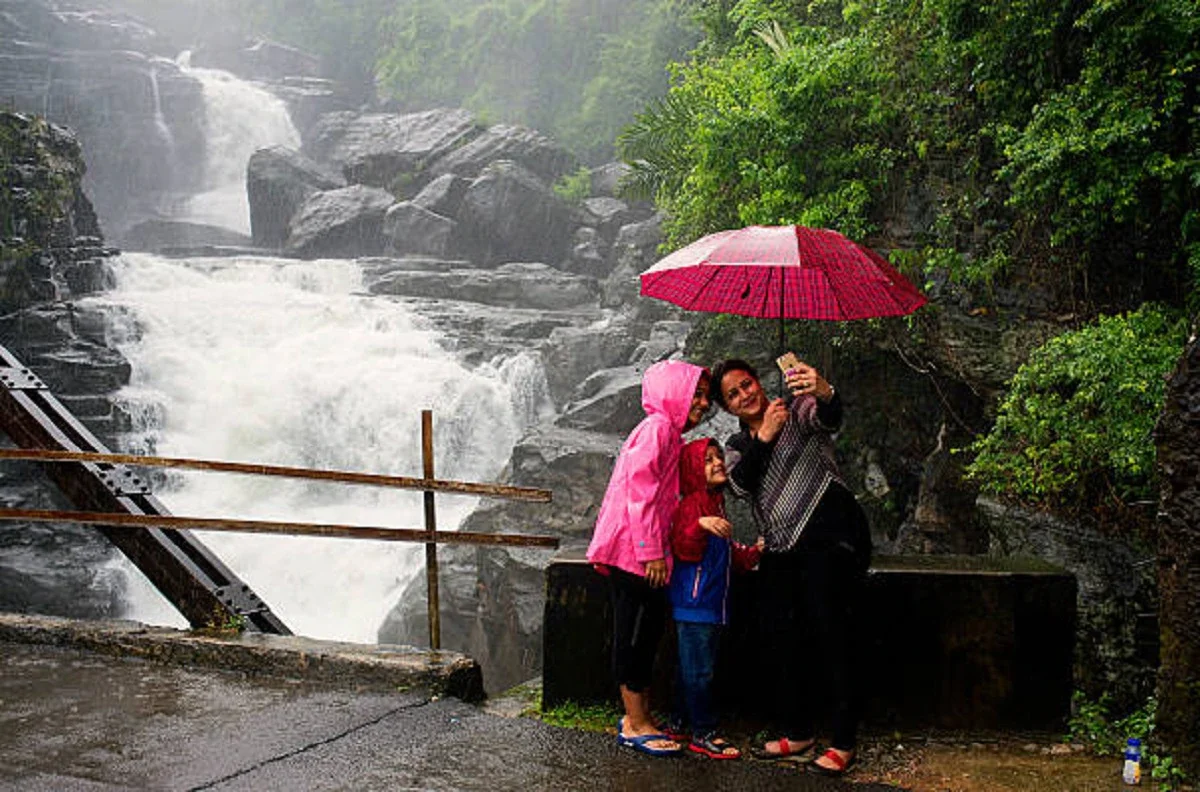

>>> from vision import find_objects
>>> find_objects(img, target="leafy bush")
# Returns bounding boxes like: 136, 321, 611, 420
1067, 692, 1189, 791
553, 167, 592, 205
618, 0, 1199, 307
965, 305, 1187, 514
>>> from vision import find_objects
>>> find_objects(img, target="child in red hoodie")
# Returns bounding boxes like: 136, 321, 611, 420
667, 438, 762, 759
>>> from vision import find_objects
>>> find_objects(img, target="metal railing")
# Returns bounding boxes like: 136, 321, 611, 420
0, 408, 555, 649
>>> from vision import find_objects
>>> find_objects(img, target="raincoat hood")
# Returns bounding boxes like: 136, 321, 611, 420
641, 359, 708, 432
680, 438, 719, 499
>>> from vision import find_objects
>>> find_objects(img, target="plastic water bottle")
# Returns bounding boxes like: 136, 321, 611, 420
1122, 738, 1142, 785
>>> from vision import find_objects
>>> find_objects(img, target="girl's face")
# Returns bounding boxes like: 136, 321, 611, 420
704, 444, 727, 488
684, 374, 711, 431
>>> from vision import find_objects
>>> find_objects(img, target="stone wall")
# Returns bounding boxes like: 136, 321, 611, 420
1154, 332, 1200, 775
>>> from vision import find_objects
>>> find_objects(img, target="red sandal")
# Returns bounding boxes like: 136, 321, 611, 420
808, 748, 856, 776
750, 736, 815, 760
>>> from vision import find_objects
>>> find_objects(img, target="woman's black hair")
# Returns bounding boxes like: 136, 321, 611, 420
709, 358, 759, 409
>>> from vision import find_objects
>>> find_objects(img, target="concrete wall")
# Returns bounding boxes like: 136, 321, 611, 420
543, 553, 1076, 731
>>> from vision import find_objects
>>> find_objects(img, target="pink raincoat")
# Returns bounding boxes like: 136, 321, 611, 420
586, 359, 707, 579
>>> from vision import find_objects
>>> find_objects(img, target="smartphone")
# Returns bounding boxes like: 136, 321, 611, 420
775, 351, 803, 375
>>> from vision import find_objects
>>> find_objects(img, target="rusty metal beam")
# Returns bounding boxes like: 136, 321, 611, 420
0, 344, 290, 635
0, 507, 561, 548
0, 447, 552, 503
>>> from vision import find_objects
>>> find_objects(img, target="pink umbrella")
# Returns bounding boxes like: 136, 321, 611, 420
640, 224, 927, 323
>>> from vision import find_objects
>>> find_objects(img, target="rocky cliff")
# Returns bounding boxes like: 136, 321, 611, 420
0, 110, 128, 619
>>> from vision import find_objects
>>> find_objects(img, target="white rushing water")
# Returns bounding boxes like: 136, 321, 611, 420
83, 61, 552, 643
86, 253, 538, 641
178, 62, 301, 233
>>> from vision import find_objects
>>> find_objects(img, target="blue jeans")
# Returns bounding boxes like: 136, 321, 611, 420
675, 621, 720, 735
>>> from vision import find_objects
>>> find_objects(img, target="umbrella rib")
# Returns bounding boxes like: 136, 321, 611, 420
689, 264, 725, 312
755, 266, 775, 319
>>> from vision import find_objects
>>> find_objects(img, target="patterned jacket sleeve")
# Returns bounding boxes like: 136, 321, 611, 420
726, 432, 774, 498
791, 391, 844, 433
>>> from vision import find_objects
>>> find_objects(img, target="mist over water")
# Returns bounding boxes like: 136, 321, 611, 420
179, 62, 300, 233
87, 253, 532, 641
83, 63, 548, 642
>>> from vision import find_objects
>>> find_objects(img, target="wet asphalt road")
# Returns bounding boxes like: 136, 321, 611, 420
0, 642, 898, 791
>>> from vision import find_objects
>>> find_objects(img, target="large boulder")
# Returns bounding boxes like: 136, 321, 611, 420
412, 174, 471, 218
555, 365, 645, 434
589, 161, 632, 198
284, 185, 395, 258
368, 262, 599, 311
381, 202, 458, 259
456, 161, 579, 266
539, 323, 639, 407
377, 424, 623, 692
246, 145, 345, 248
427, 123, 577, 185
119, 219, 252, 252
305, 108, 480, 190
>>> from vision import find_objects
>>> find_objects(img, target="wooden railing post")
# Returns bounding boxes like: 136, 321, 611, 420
422, 410, 441, 650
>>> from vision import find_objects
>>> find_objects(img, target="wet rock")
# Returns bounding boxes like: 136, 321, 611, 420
629, 320, 691, 367
581, 196, 636, 242
560, 227, 610, 276
0, 5, 206, 234
382, 202, 458, 258
368, 263, 599, 311
556, 365, 644, 435
601, 215, 672, 316
379, 424, 622, 693
540, 322, 639, 407
246, 145, 345, 248
456, 161, 579, 267
306, 108, 480, 190
1153, 333, 1200, 775
120, 219, 253, 252
979, 498, 1158, 710
284, 184, 395, 258
427, 123, 577, 185
589, 161, 631, 198
412, 174, 471, 218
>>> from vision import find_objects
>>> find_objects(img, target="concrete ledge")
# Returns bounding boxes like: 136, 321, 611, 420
544, 552, 1076, 730
0, 612, 484, 703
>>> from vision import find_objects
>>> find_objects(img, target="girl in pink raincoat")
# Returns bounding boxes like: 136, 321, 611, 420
587, 359, 711, 758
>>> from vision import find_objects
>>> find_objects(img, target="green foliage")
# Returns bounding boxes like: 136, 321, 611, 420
552, 167, 592, 205
1067, 692, 1189, 791
965, 305, 1187, 514
619, 0, 1200, 308
537, 699, 621, 731
199, 606, 248, 635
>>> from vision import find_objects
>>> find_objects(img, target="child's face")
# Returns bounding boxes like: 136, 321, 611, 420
704, 444, 727, 488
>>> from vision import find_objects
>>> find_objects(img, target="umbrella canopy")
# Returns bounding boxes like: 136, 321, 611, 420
640, 224, 927, 321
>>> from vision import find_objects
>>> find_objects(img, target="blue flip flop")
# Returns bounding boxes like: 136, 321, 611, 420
615, 718, 683, 757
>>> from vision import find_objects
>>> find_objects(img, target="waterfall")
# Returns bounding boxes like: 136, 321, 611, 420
177, 62, 300, 233
148, 64, 175, 156
86, 253, 532, 642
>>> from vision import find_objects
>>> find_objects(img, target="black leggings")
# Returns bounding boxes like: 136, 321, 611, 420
758, 484, 871, 750
607, 566, 667, 693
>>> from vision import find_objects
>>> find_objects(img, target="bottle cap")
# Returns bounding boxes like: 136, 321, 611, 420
1127, 738, 1142, 747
